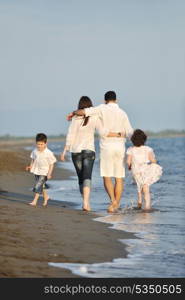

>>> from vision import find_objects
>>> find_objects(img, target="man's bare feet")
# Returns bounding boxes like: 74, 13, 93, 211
107, 199, 120, 213
143, 208, 152, 212
107, 203, 118, 213
107, 205, 114, 213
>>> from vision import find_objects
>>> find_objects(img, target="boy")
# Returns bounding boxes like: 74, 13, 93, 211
26, 133, 57, 206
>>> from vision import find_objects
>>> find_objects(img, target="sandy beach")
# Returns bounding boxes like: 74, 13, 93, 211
0, 140, 135, 278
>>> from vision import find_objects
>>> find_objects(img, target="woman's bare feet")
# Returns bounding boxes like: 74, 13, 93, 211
82, 204, 91, 212
82, 207, 90, 212
82, 198, 91, 212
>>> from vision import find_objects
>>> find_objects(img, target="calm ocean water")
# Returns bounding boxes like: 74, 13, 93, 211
30, 137, 185, 277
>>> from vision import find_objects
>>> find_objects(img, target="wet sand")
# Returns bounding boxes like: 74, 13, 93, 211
0, 141, 135, 278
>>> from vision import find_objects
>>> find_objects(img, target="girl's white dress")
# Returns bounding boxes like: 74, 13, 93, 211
126, 145, 162, 192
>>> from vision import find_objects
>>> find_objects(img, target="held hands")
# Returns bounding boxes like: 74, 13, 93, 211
25, 165, 31, 171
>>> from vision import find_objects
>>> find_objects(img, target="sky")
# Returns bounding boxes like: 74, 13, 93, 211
0, 0, 184, 136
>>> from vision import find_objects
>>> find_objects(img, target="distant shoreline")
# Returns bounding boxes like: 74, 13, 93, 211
147, 133, 185, 139
0, 131, 184, 143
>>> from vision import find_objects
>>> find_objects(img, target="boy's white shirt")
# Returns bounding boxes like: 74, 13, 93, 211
30, 147, 57, 176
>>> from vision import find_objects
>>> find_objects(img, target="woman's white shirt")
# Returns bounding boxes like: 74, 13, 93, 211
66, 115, 108, 153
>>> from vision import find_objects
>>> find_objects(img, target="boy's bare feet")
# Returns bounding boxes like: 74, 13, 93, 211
43, 197, 50, 207
29, 202, 37, 207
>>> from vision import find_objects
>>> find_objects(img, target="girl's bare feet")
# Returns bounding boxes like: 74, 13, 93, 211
137, 202, 142, 209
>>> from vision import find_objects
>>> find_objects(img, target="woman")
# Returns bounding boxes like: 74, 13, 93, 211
61, 96, 122, 211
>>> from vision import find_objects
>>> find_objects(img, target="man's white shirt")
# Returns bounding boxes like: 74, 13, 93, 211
85, 103, 133, 150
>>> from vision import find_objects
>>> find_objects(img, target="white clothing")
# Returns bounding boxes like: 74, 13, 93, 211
127, 145, 162, 191
85, 103, 133, 177
85, 103, 133, 150
127, 145, 154, 171
100, 146, 125, 178
66, 115, 108, 153
30, 148, 57, 176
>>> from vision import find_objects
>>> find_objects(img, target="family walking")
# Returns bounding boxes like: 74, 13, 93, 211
26, 91, 162, 212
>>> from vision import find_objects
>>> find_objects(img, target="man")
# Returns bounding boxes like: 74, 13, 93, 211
67, 91, 133, 212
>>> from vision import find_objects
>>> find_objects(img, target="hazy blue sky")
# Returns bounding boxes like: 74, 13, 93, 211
0, 0, 184, 136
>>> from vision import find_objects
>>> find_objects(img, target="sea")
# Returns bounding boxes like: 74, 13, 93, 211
27, 136, 185, 277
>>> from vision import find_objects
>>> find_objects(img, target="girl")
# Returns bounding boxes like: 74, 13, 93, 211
126, 129, 162, 211
61, 96, 122, 211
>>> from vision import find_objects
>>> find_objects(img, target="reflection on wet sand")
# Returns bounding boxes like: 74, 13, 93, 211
97, 209, 154, 226
96, 209, 158, 242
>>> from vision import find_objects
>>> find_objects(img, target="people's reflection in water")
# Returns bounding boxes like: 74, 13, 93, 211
99, 209, 153, 224
97, 210, 157, 242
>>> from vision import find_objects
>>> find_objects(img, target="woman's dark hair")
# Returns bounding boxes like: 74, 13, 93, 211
78, 96, 93, 126
36, 133, 47, 143
131, 129, 147, 146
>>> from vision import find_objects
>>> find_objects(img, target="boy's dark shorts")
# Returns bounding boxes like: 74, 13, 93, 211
33, 175, 47, 194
